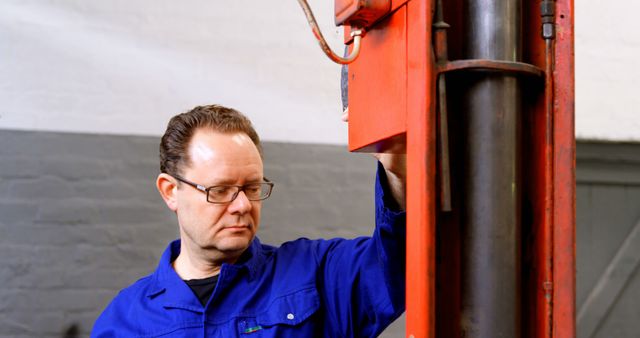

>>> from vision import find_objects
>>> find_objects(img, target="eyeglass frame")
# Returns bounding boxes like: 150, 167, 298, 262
172, 175, 274, 204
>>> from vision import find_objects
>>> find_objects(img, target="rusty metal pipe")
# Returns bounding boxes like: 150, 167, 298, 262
460, 0, 522, 336
296, 0, 363, 65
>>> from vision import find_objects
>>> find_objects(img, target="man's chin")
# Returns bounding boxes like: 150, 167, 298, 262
213, 237, 254, 253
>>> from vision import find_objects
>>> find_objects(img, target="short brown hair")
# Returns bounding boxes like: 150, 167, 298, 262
159, 104, 262, 176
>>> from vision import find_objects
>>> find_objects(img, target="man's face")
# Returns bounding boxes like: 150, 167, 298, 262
174, 129, 264, 258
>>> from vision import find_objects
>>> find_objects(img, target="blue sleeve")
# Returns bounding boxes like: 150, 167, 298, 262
314, 161, 406, 337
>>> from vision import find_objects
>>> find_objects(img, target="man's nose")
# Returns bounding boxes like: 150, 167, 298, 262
228, 190, 252, 214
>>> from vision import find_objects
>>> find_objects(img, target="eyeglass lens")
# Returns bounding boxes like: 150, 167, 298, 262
207, 183, 271, 203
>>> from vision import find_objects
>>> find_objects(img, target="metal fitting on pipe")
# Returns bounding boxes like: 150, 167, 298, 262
541, 0, 556, 39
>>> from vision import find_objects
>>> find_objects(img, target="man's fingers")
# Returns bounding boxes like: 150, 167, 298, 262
341, 108, 349, 122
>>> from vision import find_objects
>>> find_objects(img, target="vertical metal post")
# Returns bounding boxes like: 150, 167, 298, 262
406, 0, 436, 336
551, 0, 576, 336
460, 0, 522, 336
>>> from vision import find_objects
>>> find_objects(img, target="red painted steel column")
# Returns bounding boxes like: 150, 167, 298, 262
405, 0, 435, 336
552, 0, 575, 335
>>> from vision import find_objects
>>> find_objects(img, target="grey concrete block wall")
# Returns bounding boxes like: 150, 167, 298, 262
0, 129, 404, 338
0, 130, 178, 338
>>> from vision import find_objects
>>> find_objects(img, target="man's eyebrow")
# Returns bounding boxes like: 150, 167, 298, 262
207, 178, 236, 186
207, 177, 263, 186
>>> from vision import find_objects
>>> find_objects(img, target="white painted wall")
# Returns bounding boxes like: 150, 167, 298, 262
0, 0, 347, 144
1, 0, 639, 143
575, 0, 640, 142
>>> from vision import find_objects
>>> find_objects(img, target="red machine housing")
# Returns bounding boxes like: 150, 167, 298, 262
342, 0, 575, 336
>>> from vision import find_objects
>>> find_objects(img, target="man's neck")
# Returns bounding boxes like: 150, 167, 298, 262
172, 240, 242, 280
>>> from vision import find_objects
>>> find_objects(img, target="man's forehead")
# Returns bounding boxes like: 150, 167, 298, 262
190, 138, 217, 163
183, 129, 263, 178
188, 129, 255, 157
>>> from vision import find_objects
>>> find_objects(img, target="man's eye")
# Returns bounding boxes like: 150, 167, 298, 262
244, 185, 262, 195
210, 186, 231, 196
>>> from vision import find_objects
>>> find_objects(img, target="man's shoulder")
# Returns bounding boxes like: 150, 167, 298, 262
270, 236, 369, 262
271, 237, 328, 253
92, 274, 155, 335
278, 235, 372, 249
115, 274, 155, 300
104, 273, 155, 308
257, 237, 320, 263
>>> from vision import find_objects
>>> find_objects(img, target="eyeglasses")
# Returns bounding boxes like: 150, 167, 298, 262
173, 175, 274, 204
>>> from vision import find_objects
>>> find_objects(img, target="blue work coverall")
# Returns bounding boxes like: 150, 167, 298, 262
92, 166, 406, 337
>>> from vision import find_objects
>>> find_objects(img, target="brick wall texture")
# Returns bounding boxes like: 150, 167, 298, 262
0, 129, 404, 337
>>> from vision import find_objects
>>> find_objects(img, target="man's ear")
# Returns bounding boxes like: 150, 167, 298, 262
157, 173, 178, 212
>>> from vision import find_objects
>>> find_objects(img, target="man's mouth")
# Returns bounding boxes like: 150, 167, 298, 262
223, 224, 250, 230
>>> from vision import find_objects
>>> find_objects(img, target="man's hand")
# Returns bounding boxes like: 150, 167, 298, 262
375, 153, 406, 210
342, 108, 406, 210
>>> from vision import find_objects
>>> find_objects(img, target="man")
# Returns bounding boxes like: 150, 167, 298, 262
92, 105, 406, 337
